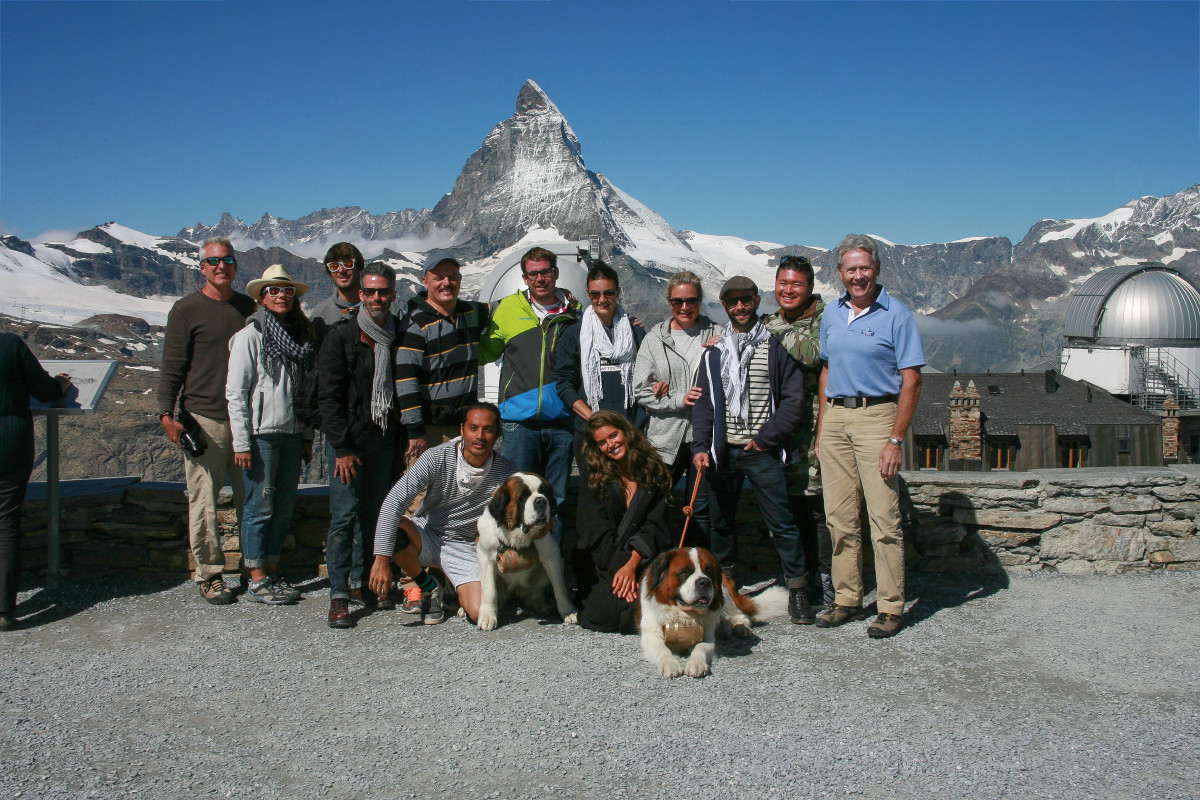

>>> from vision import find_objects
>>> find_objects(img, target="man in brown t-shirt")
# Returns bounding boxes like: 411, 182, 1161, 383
159, 236, 256, 604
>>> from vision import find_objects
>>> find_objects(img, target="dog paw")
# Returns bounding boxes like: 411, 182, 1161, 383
456, 607, 466, 618
731, 623, 753, 638
684, 656, 711, 678
656, 657, 684, 678
562, 612, 577, 625
477, 609, 498, 631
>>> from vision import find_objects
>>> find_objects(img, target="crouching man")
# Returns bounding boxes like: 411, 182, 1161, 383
369, 402, 516, 624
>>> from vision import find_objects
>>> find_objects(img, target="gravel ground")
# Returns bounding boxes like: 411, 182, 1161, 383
1, 569, 1198, 800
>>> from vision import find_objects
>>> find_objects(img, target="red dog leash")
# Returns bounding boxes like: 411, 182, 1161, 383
678, 464, 705, 548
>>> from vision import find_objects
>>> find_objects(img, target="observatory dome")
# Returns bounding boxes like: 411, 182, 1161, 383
1062, 263, 1200, 345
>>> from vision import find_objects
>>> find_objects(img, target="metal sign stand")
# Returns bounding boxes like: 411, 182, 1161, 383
32, 359, 118, 587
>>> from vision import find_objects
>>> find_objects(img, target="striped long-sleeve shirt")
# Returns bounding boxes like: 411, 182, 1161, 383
394, 295, 489, 437
374, 440, 517, 553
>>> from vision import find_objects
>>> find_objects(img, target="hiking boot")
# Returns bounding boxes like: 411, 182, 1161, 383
421, 574, 446, 625
271, 576, 303, 603
400, 585, 422, 614
788, 588, 814, 624
246, 577, 297, 605
814, 603, 863, 628
348, 587, 376, 609
867, 612, 904, 639
327, 598, 353, 629
199, 576, 234, 605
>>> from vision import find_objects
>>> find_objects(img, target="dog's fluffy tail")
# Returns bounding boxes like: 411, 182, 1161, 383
737, 586, 789, 622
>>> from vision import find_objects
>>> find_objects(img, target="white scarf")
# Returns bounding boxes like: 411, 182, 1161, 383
715, 319, 768, 427
356, 308, 395, 431
579, 305, 636, 412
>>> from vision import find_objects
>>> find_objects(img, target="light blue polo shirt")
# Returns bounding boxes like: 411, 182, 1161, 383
819, 285, 925, 398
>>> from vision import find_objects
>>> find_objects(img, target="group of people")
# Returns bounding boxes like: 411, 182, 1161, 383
153, 231, 924, 639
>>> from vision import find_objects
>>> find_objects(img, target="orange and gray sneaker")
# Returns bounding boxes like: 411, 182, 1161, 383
400, 584, 422, 614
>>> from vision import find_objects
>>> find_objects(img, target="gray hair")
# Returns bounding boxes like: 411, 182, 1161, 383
665, 270, 703, 302
362, 261, 397, 288
834, 234, 881, 270
200, 236, 234, 259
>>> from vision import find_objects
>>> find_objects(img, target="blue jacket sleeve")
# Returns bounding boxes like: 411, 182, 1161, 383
754, 339, 806, 451
690, 349, 716, 459
553, 321, 585, 414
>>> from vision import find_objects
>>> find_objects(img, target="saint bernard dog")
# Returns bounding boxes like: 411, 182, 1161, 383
638, 547, 788, 678
476, 472, 578, 631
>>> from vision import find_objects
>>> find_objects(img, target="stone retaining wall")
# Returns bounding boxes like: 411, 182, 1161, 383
18, 467, 1200, 577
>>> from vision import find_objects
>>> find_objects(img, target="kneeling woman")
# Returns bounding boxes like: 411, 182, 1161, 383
574, 410, 673, 633
226, 265, 315, 605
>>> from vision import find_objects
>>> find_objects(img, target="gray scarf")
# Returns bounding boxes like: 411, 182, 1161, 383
356, 308, 395, 431
715, 319, 768, 427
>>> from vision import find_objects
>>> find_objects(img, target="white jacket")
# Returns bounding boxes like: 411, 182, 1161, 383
225, 321, 312, 453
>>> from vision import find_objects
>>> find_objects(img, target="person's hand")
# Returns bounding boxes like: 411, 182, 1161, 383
629, 316, 645, 329
683, 386, 702, 407
407, 436, 429, 459
612, 559, 639, 602
233, 451, 252, 469
651, 380, 670, 399
335, 453, 361, 484
693, 452, 711, 470
879, 440, 902, 480
54, 373, 71, 392
161, 416, 185, 448
368, 556, 393, 599
703, 335, 720, 348
302, 440, 313, 463
744, 439, 764, 451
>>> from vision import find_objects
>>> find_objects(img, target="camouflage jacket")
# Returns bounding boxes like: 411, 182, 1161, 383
764, 296, 824, 494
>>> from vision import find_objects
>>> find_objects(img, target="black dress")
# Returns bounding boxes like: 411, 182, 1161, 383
573, 481, 670, 633
0, 333, 66, 615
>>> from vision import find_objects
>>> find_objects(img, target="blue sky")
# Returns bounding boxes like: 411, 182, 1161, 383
1, 0, 1196, 249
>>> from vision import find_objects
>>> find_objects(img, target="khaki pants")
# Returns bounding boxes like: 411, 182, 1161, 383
184, 413, 245, 582
819, 401, 905, 614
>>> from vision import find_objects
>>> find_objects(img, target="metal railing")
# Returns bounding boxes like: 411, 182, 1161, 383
1131, 346, 1200, 410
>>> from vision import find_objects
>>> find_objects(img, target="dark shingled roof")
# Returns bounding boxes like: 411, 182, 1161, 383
911, 371, 1162, 440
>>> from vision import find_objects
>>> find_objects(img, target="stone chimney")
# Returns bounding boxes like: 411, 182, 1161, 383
1162, 397, 1180, 463
948, 379, 982, 469
1044, 369, 1058, 394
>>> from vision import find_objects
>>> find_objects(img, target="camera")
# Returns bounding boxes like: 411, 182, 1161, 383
176, 410, 208, 458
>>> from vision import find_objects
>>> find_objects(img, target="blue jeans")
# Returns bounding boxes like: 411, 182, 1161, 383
326, 435, 397, 599
705, 447, 807, 588
501, 420, 573, 544
241, 433, 304, 569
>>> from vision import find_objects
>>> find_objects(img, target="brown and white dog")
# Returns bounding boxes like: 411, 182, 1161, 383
638, 547, 788, 678
476, 472, 578, 631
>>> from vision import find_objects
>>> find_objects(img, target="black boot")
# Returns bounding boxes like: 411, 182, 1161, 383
789, 587, 814, 624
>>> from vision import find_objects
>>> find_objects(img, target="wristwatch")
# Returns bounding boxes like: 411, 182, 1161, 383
886, 437, 903, 448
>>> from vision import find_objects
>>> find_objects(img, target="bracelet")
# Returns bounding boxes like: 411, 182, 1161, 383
887, 437, 903, 448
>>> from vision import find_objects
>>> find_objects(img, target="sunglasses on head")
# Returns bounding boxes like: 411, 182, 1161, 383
779, 255, 812, 269
326, 261, 357, 273
263, 285, 296, 297
669, 296, 700, 308
202, 256, 237, 267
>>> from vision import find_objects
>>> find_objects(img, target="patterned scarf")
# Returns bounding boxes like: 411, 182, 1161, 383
715, 318, 768, 427
255, 307, 313, 390
356, 307, 396, 431
579, 305, 636, 412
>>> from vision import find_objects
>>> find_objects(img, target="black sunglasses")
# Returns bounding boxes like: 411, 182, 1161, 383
361, 287, 394, 297
202, 256, 237, 267
669, 296, 700, 308
588, 289, 618, 299
779, 255, 812, 269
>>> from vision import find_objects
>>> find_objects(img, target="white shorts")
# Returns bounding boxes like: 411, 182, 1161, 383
410, 517, 479, 589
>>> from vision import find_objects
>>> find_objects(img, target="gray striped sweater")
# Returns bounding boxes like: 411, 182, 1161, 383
374, 440, 517, 554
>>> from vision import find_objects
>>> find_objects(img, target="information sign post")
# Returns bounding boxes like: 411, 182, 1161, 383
31, 360, 118, 585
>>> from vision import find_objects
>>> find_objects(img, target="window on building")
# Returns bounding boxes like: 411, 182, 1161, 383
916, 441, 941, 470
990, 443, 1013, 470
1061, 441, 1086, 468
1117, 436, 1131, 467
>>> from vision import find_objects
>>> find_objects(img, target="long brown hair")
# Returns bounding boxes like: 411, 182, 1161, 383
583, 411, 672, 495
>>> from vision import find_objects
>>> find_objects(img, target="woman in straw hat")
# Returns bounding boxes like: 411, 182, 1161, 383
226, 264, 315, 604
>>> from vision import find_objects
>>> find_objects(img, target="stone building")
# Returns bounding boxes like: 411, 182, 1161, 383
907, 370, 1167, 471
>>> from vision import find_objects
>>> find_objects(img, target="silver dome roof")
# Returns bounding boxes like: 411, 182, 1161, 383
1063, 264, 1200, 343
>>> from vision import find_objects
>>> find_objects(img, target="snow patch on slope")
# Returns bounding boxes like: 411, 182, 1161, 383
1039, 206, 1135, 243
